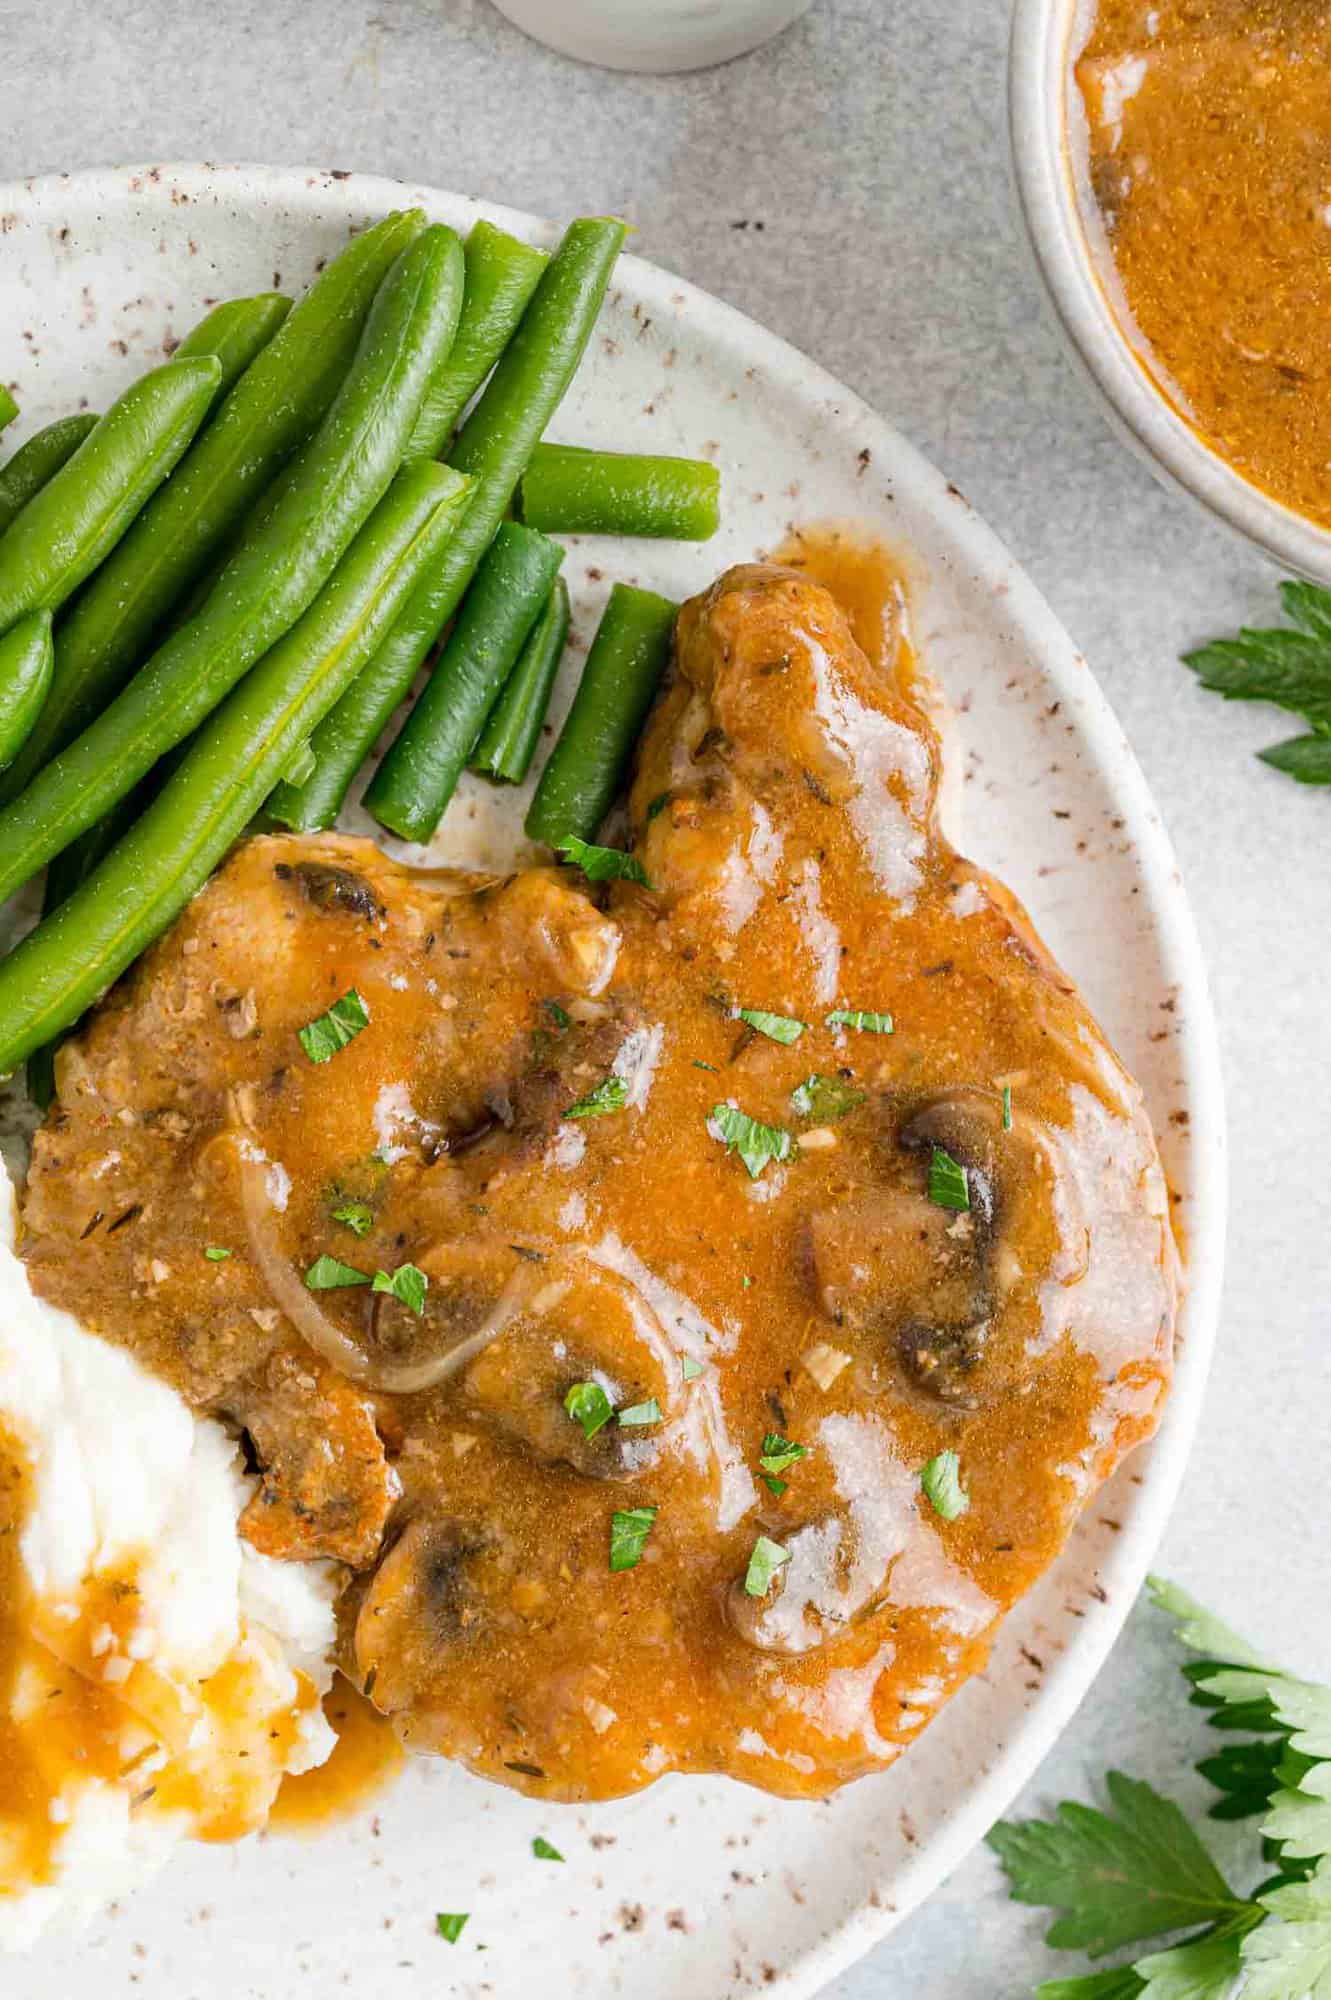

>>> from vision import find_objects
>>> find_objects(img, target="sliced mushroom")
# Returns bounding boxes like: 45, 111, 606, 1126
464, 1258, 678, 1479
354, 1517, 502, 1717
725, 1509, 892, 1657
278, 858, 384, 920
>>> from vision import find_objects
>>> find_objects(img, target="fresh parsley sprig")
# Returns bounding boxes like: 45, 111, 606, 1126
990, 1576, 1331, 1999
1183, 579, 1331, 784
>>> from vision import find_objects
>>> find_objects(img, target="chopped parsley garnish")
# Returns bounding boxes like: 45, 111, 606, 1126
825, 1007, 894, 1034
1002, 1083, 1013, 1132
609, 1505, 658, 1572
1182, 578, 1331, 783
203, 1245, 232, 1261
435, 1912, 469, 1944
790, 1072, 866, 1122
564, 1381, 614, 1440
557, 834, 652, 888
304, 1254, 370, 1290
743, 1534, 791, 1599
566, 1074, 629, 1119
532, 1836, 564, 1862
693, 1059, 718, 1073
544, 998, 572, 1031
989, 1574, 1331, 1998
737, 1007, 807, 1045
681, 1357, 704, 1381
298, 988, 370, 1064
372, 1262, 428, 1314
758, 1432, 806, 1477
646, 790, 671, 821
920, 1449, 970, 1520
709, 1102, 793, 1179
927, 1145, 970, 1212
617, 1399, 662, 1427
761, 1474, 788, 1497
331, 1200, 375, 1237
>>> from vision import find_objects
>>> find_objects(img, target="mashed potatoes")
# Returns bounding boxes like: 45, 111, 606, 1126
0, 1158, 338, 1951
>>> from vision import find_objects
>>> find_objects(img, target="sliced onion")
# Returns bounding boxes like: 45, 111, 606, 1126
233, 1133, 530, 1394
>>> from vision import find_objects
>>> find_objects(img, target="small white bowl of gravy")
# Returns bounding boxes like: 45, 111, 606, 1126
1010, 0, 1331, 580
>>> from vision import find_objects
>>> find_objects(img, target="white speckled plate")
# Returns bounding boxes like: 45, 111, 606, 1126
0, 164, 1223, 1999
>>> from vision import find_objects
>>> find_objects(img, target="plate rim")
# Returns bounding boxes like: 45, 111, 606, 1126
0, 160, 1227, 1997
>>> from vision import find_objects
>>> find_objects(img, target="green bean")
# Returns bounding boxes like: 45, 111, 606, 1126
0, 612, 54, 772
362, 521, 564, 839
284, 216, 627, 830
0, 416, 100, 538
0, 224, 465, 908
3, 216, 426, 800
0, 460, 472, 1075
174, 292, 291, 379
471, 575, 570, 784
404, 218, 548, 460
526, 584, 677, 847
0, 388, 17, 437
517, 443, 721, 540
0, 355, 221, 632
25, 785, 145, 1109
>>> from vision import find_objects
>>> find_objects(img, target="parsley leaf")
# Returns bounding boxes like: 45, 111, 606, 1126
1135, 1921, 1253, 2000
544, 998, 572, 1031
203, 1245, 231, 1261
298, 988, 370, 1064
565, 1381, 613, 1440
758, 1433, 806, 1477
737, 1007, 807, 1044
557, 835, 652, 888
1182, 580, 1331, 781
1003, 1082, 1014, 1130
743, 1534, 791, 1598
1196, 1740, 1288, 1822
790, 1073, 866, 1121
372, 1262, 428, 1314
567, 1074, 628, 1119
304, 1254, 370, 1290
331, 1201, 375, 1237
617, 1399, 662, 1427
928, 1145, 970, 1212
1260, 736, 1331, 785
708, 1102, 793, 1179
987, 1771, 1249, 1957
436, 1912, 469, 1943
921, 1449, 970, 1520
609, 1505, 658, 1572
681, 1357, 704, 1380
825, 1007, 894, 1034
532, 1836, 564, 1862
761, 1473, 787, 1497
1035, 1971, 1146, 1999
1243, 1858, 1331, 1999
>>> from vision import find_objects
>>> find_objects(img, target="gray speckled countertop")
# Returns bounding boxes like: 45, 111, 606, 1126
3, 0, 1328, 1992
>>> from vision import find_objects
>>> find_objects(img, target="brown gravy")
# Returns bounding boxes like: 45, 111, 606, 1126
21, 545, 1177, 1804
1076, 0, 1331, 527
270, 1677, 404, 1834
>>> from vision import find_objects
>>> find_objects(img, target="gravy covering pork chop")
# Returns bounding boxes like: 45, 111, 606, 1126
20, 559, 1178, 1801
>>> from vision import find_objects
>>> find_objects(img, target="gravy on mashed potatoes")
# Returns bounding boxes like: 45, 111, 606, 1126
0, 1160, 337, 1951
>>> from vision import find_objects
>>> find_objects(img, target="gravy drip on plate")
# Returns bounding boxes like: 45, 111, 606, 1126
20, 552, 1178, 1802
1076, 0, 1331, 527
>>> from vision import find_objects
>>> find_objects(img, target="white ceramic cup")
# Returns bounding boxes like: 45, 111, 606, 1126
488, 0, 815, 73
1009, 0, 1331, 582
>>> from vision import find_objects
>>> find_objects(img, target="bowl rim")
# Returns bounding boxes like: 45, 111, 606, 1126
1008, 0, 1331, 583
0, 159, 1228, 1998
